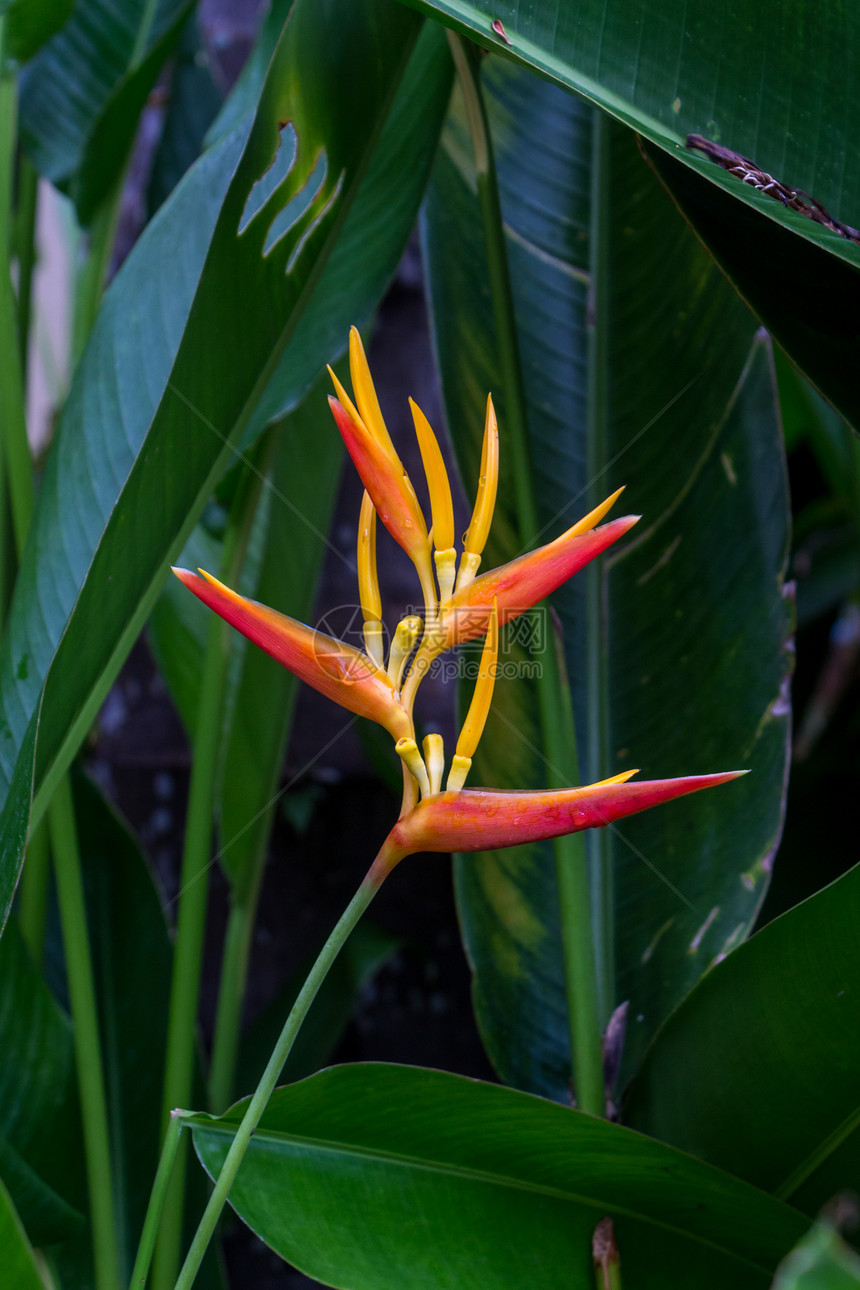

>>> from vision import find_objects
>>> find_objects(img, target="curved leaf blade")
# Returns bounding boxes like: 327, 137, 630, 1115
0, 0, 424, 930
625, 860, 860, 1217
190, 1063, 807, 1289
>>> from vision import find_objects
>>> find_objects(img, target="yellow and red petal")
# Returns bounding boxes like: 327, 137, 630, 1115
172, 568, 411, 741
420, 512, 639, 661
373, 771, 746, 872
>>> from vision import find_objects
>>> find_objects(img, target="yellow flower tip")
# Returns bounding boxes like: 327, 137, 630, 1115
446, 754, 472, 792
422, 733, 445, 796
463, 393, 499, 559
456, 599, 499, 760
591, 769, 640, 787
410, 398, 455, 553
357, 491, 381, 623
565, 487, 628, 539
327, 367, 364, 432
348, 327, 399, 463
395, 737, 431, 798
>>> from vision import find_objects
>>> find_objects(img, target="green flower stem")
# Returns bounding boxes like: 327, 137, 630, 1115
152, 454, 271, 1290
207, 832, 268, 1114
175, 869, 383, 1290
50, 778, 123, 1290
129, 1109, 189, 1290
448, 34, 606, 1115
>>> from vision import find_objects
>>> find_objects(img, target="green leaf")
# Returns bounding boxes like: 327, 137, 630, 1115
146, 14, 223, 216
191, 1063, 807, 1289
625, 860, 860, 1217
0, 0, 426, 931
406, 0, 860, 262
0, 1178, 45, 1290
217, 377, 344, 890
641, 142, 860, 430
71, 773, 172, 1276
0, 0, 72, 65
19, 0, 193, 221
773, 1221, 860, 1290
405, 1, 860, 425
0, 913, 83, 1245
422, 60, 790, 1097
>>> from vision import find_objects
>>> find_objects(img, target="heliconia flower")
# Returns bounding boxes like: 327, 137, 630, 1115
370, 771, 747, 876
411, 494, 638, 670
455, 394, 499, 594
171, 567, 411, 742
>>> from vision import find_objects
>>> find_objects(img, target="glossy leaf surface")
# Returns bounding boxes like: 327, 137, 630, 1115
0, 0, 427, 930
625, 860, 860, 1217
405, 0, 860, 426
19, 0, 192, 220
422, 61, 790, 1097
191, 1063, 807, 1290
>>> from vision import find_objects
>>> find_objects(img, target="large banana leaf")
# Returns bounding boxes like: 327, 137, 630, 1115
625, 858, 860, 1218
19, 0, 193, 221
0, 0, 429, 932
404, 0, 860, 427
190, 1063, 808, 1290
422, 59, 791, 1097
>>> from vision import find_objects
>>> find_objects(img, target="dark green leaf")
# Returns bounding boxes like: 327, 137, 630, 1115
146, 14, 223, 216
0, 0, 425, 930
405, 0, 860, 265
0, 0, 72, 65
19, 0, 193, 221
423, 60, 791, 1098
642, 143, 860, 430
191, 1063, 807, 1289
72, 773, 172, 1276
217, 376, 344, 890
625, 860, 860, 1216
0, 913, 83, 1244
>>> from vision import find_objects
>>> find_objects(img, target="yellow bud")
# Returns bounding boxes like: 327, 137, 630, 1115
395, 737, 431, 799
388, 615, 423, 690
349, 326, 400, 464
422, 733, 445, 796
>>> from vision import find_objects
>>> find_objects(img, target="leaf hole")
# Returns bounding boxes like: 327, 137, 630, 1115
264, 151, 328, 256
238, 122, 298, 235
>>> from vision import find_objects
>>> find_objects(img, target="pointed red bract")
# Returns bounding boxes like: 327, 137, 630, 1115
418, 514, 639, 660
172, 568, 411, 741
373, 772, 746, 872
